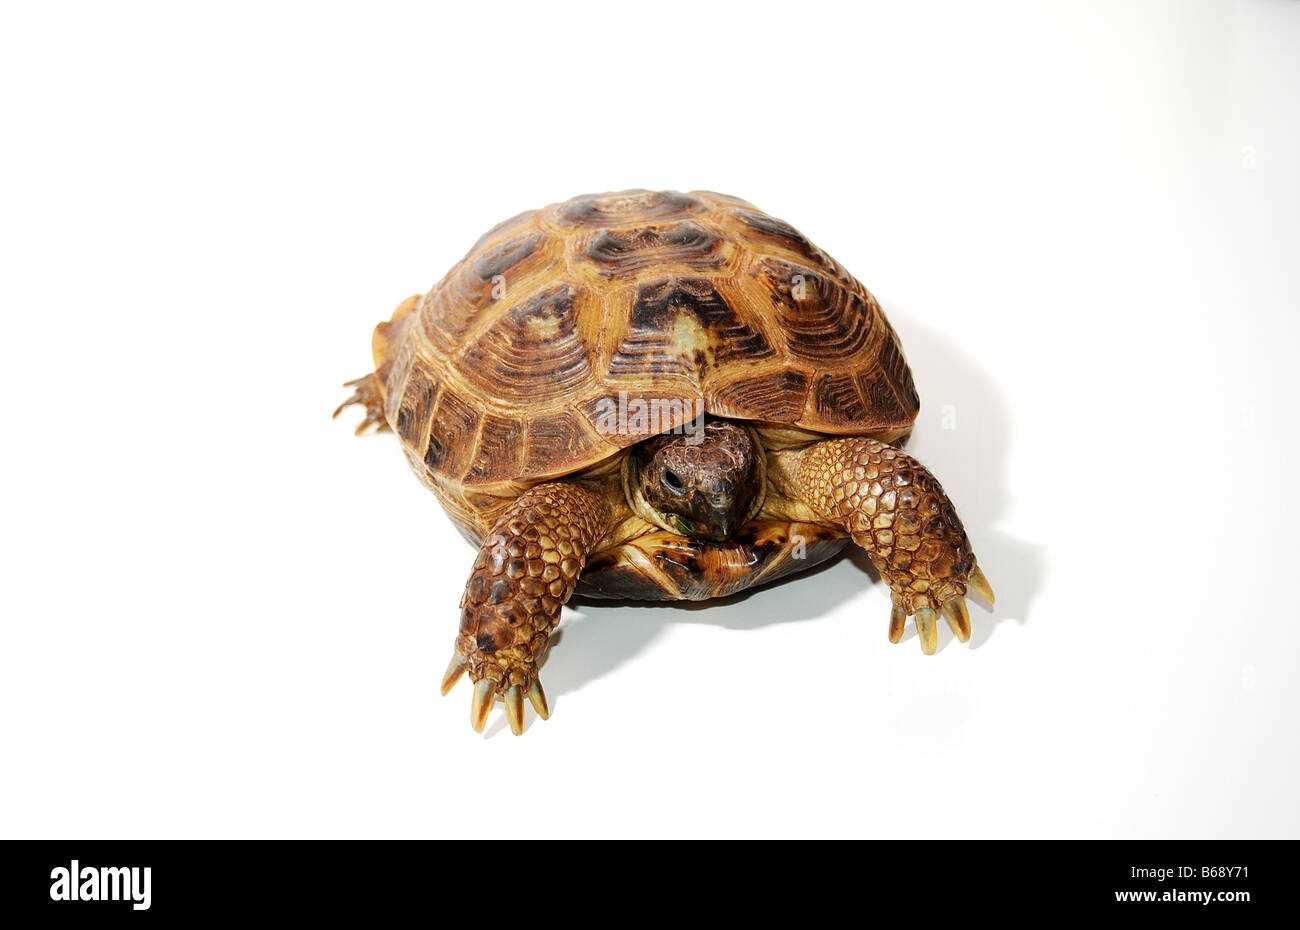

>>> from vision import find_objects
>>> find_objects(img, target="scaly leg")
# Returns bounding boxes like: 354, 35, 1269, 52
333, 372, 389, 435
773, 437, 994, 653
439, 481, 612, 734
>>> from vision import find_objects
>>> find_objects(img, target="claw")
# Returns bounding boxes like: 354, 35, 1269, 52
528, 678, 550, 720
968, 562, 995, 606
330, 382, 361, 420
470, 678, 495, 733
942, 596, 971, 643
888, 603, 906, 644
915, 607, 938, 655
505, 685, 525, 735
334, 374, 388, 434
440, 651, 468, 696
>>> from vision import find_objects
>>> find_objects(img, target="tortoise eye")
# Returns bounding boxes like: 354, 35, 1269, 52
661, 469, 684, 493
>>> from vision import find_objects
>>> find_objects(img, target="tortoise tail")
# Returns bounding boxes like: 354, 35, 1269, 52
334, 372, 390, 435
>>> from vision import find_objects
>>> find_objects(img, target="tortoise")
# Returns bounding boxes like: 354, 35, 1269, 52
337, 189, 993, 735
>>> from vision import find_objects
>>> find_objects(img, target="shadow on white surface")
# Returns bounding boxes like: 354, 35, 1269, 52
884, 303, 1046, 652
535, 302, 1045, 708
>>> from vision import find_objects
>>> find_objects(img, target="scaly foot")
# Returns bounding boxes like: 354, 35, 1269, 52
775, 436, 994, 653
438, 481, 611, 734
333, 372, 389, 435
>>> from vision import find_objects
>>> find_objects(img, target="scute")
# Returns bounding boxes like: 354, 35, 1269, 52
468, 414, 524, 483
376, 189, 920, 512
733, 208, 850, 282
556, 190, 706, 227
580, 222, 727, 276
706, 369, 810, 423
423, 387, 479, 476
472, 233, 541, 282
607, 275, 775, 380
457, 284, 595, 403
753, 257, 872, 360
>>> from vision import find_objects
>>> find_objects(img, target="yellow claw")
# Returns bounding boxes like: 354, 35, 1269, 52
888, 603, 906, 644
528, 679, 550, 720
915, 607, 938, 655
470, 679, 495, 733
440, 651, 468, 696
505, 685, 525, 736
942, 596, 971, 643
968, 563, 995, 606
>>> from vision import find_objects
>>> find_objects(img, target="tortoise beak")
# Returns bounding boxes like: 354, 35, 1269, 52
694, 486, 746, 543
701, 510, 741, 542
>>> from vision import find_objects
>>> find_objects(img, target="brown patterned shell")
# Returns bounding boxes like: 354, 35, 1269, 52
375, 189, 918, 515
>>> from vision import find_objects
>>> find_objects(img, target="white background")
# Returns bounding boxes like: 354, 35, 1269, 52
2, 0, 1297, 838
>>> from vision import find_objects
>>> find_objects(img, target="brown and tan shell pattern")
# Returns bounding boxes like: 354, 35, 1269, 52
373, 190, 919, 530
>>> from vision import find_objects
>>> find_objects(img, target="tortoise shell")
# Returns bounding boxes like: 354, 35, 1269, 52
372, 189, 919, 529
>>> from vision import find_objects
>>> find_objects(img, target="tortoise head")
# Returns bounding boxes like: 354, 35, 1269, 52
629, 418, 765, 543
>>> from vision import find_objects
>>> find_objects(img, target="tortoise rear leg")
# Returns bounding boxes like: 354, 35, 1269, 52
440, 481, 613, 735
772, 437, 994, 653
333, 372, 389, 435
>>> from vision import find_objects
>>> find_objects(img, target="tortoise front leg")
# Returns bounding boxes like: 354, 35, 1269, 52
772, 437, 994, 653
439, 481, 612, 734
